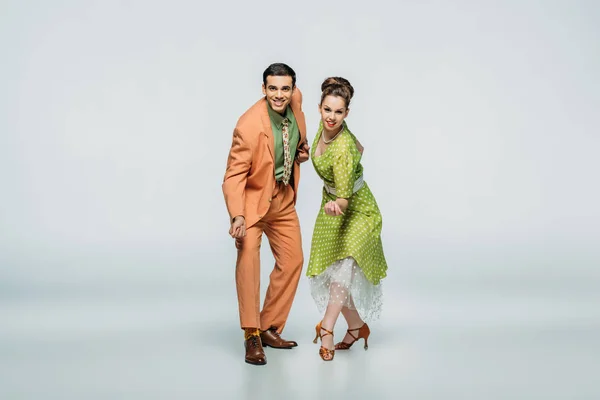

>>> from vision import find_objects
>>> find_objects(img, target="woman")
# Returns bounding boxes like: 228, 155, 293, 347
307, 77, 388, 361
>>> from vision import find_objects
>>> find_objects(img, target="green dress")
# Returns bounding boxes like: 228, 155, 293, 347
306, 122, 388, 287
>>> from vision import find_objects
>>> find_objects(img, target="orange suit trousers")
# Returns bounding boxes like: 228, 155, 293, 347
235, 182, 303, 333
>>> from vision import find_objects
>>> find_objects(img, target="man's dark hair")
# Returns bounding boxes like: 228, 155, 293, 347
263, 63, 296, 87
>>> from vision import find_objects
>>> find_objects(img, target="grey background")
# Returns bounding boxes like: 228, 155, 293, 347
1, 0, 599, 399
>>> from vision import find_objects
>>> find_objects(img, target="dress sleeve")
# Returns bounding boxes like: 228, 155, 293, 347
331, 140, 356, 199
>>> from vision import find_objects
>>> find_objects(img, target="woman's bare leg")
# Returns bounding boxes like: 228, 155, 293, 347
319, 282, 348, 359
339, 297, 365, 344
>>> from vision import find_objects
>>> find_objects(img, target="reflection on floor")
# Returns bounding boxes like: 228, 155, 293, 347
1, 272, 598, 399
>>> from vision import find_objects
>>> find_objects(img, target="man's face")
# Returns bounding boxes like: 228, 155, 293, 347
262, 75, 294, 114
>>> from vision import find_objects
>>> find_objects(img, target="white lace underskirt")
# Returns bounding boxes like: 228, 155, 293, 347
309, 257, 383, 322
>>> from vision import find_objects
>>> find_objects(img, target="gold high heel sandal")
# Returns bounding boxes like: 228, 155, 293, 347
313, 321, 335, 361
334, 323, 370, 350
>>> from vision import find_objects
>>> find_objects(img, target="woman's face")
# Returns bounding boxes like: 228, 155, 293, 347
319, 95, 349, 134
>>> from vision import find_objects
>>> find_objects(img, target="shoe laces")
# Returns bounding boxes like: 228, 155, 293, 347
248, 335, 261, 348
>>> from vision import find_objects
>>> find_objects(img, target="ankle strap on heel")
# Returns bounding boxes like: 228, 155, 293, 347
345, 328, 359, 341
320, 326, 334, 338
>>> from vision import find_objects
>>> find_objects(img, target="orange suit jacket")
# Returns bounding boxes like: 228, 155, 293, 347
223, 89, 307, 229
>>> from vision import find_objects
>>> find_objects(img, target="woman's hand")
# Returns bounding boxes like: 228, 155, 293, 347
324, 201, 343, 216
324, 199, 348, 216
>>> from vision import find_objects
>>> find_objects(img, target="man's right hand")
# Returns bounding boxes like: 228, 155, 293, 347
229, 216, 246, 238
296, 142, 310, 164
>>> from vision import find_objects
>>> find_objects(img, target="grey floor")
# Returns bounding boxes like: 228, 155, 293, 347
1, 250, 599, 400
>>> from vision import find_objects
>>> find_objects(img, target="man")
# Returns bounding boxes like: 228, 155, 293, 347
222, 63, 310, 365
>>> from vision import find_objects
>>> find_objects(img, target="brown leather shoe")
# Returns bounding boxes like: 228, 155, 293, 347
244, 335, 267, 365
260, 328, 298, 349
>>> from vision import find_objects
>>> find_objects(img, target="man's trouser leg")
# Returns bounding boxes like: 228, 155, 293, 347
235, 223, 264, 329
260, 183, 304, 333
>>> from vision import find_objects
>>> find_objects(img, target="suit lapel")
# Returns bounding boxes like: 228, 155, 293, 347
259, 99, 275, 161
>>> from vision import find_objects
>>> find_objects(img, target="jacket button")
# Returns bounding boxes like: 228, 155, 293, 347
268, 198, 272, 202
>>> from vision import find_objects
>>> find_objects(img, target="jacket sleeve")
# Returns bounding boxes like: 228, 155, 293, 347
291, 87, 307, 150
222, 127, 252, 221
291, 86, 303, 109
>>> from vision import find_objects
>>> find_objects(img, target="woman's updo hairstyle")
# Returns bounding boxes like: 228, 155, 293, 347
320, 77, 354, 108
